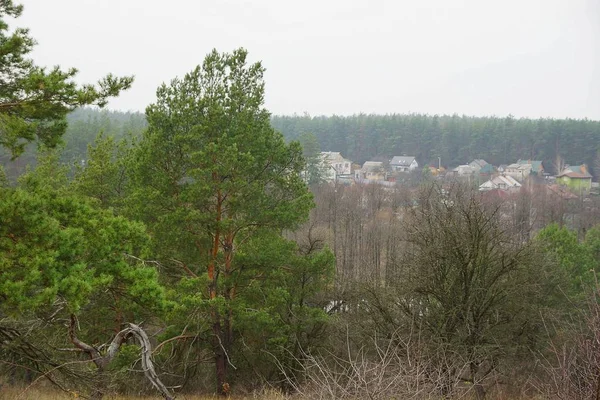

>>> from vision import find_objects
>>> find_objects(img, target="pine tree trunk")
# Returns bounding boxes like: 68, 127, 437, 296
213, 321, 228, 396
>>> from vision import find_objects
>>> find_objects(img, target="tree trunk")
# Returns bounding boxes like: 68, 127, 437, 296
213, 321, 229, 396
90, 367, 107, 400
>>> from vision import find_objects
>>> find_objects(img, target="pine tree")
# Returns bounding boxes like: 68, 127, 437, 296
0, 0, 133, 157
130, 48, 314, 394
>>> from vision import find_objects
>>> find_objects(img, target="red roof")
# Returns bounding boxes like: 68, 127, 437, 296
557, 165, 592, 179
546, 184, 578, 200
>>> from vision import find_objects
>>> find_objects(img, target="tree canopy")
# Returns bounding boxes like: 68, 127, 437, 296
0, 0, 133, 156
130, 48, 319, 394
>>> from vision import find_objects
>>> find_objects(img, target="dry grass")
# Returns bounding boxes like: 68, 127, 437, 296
0, 386, 288, 400
0, 386, 550, 399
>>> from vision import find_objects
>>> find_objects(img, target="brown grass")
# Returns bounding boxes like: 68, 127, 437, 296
0, 387, 288, 400
0, 386, 549, 399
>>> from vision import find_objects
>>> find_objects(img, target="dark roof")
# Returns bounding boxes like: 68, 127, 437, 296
390, 156, 416, 166
480, 163, 494, 174
470, 159, 489, 168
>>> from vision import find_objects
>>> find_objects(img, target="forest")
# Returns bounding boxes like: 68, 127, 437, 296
271, 114, 600, 176
4, 109, 600, 183
2, 1, 600, 400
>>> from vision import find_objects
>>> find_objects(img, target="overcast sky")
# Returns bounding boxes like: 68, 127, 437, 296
17, 0, 600, 119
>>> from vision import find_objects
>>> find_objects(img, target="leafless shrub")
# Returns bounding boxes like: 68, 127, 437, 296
534, 279, 600, 400
278, 328, 475, 400
536, 285, 600, 400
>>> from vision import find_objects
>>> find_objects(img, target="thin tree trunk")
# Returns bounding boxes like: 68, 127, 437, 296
208, 182, 228, 395
213, 320, 228, 396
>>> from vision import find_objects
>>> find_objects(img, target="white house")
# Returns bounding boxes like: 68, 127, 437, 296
452, 165, 476, 175
504, 163, 531, 181
479, 175, 522, 192
390, 156, 418, 172
469, 159, 487, 171
320, 151, 352, 181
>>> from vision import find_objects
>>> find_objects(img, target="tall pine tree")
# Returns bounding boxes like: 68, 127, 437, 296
130, 48, 313, 394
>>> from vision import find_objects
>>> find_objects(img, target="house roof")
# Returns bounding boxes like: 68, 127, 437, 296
321, 152, 351, 167
506, 163, 532, 173
479, 175, 522, 191
452, 165, 475, 173
546, 184, 579, 200
362, 161, 384, 171
517, 159, 543, 172
469, 159, 489, 168
321, 151, 347, 163
390, 156, 416, 166
557, 165, 592, 179
479, 164, 494, 174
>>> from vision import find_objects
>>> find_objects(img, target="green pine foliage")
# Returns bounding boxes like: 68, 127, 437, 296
127, 48, 326, 393
0, 0, 133, 157
0, 151, 164, 315
298, 132, 327, 185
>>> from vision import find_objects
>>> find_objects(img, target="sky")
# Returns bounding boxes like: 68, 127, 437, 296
16, 0, 600, 119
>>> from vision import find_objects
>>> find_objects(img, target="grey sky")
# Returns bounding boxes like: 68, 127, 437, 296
18, 0, 600, 119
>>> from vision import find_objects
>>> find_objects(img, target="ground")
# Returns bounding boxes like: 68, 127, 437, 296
0, 387, 287, 400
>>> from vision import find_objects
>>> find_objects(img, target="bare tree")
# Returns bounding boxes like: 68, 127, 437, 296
554, 154, 566, 176
380, 183, 548, 399
537, 278, 600, 400
281, 327, 470, 400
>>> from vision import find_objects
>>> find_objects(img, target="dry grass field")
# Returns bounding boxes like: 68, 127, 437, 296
0, 387, 289, 400
0, 386, 550, 400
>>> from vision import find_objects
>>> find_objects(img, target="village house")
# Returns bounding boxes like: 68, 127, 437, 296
356, 161, 386, 181
557, 164, 593, 194
504, 163, 532, 181
389, 156, 418, 172
452, 165, 476, 176
479, 175, 522, 192
517, 159, 544, 176
469, 159, 494, 174
320, 151, 352, 181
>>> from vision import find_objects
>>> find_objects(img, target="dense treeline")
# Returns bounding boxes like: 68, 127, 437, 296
272, 114, 600, 176
0, 108, 147, 182
5, 111, 600, 183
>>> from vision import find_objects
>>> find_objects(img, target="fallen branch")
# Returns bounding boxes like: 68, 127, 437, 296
69, 315, 175, 400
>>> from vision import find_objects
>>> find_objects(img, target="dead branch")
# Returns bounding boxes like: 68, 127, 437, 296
68, 315, 175, 400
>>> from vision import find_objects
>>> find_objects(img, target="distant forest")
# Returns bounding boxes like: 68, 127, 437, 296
0, 108, 147, 180
271, 114, 600, 176
2, 109, 600, 179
